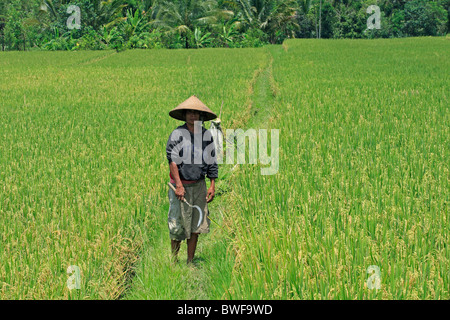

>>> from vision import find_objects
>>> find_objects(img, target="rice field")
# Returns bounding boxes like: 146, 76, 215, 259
220, 38, 449, 299
0, 37, 448, 299
0, 48, 267, 299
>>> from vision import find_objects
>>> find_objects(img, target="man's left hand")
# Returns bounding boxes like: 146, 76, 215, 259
206, 186, 215, 203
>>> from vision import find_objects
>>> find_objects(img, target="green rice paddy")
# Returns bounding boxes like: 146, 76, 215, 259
0, 37, 448, 299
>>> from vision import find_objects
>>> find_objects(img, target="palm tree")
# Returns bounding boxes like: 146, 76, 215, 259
302, 0, 322, 38
141, 0, 156, 13
297, 0, 312, 14
264, 0, 300, 43
0, 9, 8, 51
84, 0, 128, 30
37, 0, 71, 29
39, 0, 127, 30
319, 0, 322, 38
233, 0, 299, 44
151, 0, 230, 49
232, 0, 272, 30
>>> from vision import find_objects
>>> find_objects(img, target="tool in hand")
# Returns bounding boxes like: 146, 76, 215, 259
168, 182, 203, 229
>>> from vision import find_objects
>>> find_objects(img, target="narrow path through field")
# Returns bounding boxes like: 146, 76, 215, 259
78, 50, 117, 66
122, 44, 283, 300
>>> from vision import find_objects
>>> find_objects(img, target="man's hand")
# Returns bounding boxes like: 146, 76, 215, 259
206, 185, 215, 203
175, 184, 185, 201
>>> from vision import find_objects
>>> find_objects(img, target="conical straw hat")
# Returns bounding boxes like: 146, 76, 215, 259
169, 95, 217, 121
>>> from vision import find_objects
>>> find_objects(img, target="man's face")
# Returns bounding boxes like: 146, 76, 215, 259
186, 110, 200, 125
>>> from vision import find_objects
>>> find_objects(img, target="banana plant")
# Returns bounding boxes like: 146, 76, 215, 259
194, 27, 212, 48
120, 8, 151, 39
100, 25, 121, 45
219, 21, 240, 47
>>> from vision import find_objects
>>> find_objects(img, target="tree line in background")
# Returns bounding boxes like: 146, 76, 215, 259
0, 0, 448, 51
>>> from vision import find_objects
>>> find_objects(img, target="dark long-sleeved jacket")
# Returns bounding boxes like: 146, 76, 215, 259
166, 123, 218, 181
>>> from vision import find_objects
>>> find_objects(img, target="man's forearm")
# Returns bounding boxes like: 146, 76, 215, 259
169, 162, 183, 187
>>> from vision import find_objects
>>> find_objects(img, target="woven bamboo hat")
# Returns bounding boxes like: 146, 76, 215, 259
169, 95, 217, 121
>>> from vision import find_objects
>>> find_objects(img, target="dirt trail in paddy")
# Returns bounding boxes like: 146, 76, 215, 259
121, 44, 284, 300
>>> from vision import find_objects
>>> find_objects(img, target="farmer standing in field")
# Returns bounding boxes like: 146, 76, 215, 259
166, 95, 218, 264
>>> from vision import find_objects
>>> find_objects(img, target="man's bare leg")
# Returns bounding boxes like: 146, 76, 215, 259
186, 233, 199, 264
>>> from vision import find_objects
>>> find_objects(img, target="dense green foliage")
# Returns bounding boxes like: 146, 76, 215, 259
0, 0, 448, 51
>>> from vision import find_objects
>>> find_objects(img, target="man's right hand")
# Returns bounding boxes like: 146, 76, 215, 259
175, 184, 185, 202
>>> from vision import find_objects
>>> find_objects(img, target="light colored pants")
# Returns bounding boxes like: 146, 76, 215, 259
167, 179, 210, 241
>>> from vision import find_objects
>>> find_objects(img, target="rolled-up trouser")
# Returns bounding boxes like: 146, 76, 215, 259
167, 179, 210, 241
